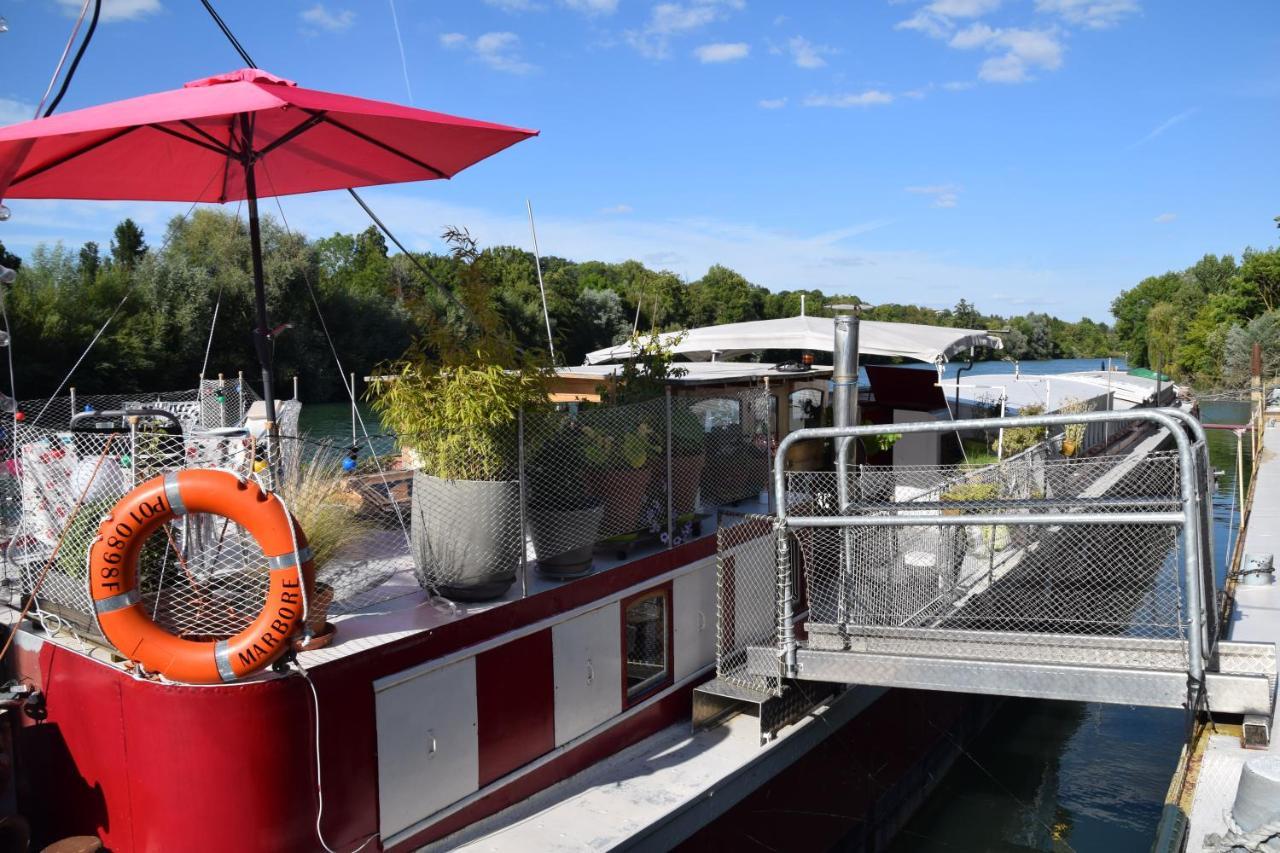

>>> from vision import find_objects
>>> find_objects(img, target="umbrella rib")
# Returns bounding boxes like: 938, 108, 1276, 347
8, 125, 140, 188
179, 120, 236, 155
252, 111, 328, 161
150, 124, 236, 158
307, 111, 448, 179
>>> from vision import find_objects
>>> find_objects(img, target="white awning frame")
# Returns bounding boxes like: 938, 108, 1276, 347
584, 316, 1002, 366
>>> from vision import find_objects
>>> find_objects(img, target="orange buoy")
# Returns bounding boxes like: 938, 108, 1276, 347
87, 469, 314, 684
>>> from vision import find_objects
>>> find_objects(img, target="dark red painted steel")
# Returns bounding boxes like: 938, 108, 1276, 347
8, 536, 717, 851
476, 629, 556, 787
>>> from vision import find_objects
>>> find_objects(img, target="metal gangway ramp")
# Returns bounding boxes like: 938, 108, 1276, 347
711, 409, 1276, 735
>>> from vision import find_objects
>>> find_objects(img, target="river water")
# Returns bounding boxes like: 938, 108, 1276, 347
300, 360, 1250, 852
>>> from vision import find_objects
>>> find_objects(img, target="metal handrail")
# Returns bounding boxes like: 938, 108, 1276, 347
771, 407, 1208, 688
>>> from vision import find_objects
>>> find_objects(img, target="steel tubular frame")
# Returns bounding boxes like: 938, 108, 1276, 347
771, 407, 1211, 689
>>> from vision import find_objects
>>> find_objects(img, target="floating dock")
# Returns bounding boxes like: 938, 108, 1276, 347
1156, 399, 1280, 851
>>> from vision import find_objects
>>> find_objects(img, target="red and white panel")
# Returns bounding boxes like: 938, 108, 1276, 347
552, 602, 623, 746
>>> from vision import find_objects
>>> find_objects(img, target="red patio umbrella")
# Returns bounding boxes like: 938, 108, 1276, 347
0, 67, 537, 437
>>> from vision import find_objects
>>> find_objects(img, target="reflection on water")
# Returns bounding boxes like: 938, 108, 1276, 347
889, 400, 1250, 853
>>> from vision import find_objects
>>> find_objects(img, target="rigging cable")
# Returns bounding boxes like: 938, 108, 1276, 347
200, 200, 242, 379
198, 0, 256, 68
42, 0, 102, 118
33, 0, 90, 118
32, 167, 227, 424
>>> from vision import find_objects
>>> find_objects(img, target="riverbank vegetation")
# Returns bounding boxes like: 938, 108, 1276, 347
0, 209, 1273, 400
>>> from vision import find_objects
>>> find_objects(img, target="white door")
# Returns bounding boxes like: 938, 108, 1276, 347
374, 657, 479, 840
674, 559, 717, 681
553, 602, 622, 745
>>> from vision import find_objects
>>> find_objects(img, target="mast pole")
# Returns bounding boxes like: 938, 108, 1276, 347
241, 114, 278, 480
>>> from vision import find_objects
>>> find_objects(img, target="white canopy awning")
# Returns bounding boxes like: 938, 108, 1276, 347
584, 316, 1002, 366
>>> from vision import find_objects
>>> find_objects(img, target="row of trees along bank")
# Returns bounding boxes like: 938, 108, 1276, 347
1, 208, 1274, 401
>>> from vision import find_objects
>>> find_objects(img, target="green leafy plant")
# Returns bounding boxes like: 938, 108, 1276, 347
598, 329, 688, 405
368, 228, 551, 481
582, 420, 656, 469
941, 481, 1000, 504
1002, 403, 1048, 456
1057, 397, 1094, 456
671, 406, 706, 456
278, 438, 373, 571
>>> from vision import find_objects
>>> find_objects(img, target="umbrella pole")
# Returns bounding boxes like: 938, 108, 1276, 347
243, 162, 279, 481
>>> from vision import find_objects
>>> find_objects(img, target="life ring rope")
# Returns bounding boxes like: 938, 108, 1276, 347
87, 468, 316, 684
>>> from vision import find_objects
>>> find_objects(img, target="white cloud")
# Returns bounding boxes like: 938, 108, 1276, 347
560, 0, 619, 13
626, 0, 743, 59
694, 42, 750, 63
785, 35, 836, 69
600, 204, 633, 214
906, 184, 962, 208
758, 97, 787, 109
56, 0, 161, 22
948, 27, 1063, 83
0, 98, 36, 127
896, 0, 1001, 40
803, 90, 895, 108
949, 23, 997, 49
1036, 0, 1139, 29
485, 0, 544, 11
929, 0, 1002, 17
1129, 108, 1196, 149
1153, 212, 1176, 224
440, 32, 537, 74
902, 87, 931, 99
942, 80, 975, 90
300, 4, 355, 34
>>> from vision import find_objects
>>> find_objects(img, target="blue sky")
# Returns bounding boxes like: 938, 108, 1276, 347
1, 0, 1278, 321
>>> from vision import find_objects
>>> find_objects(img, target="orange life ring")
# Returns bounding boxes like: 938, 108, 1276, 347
87, 469, 315, 684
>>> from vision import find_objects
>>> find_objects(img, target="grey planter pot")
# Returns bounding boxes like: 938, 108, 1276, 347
411, 471, 521, 601
529, 501, 605, 580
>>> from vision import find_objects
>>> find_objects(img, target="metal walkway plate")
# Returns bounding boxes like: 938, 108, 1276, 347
746, 629, 1275, 714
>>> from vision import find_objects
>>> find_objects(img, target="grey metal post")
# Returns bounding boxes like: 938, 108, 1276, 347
665, 386, 674, 549
69, 387, 76, 419
763, 377, 773, 512
832, 305, 860, 626
1162, 407, 1218, 653
518, 407, 528, 599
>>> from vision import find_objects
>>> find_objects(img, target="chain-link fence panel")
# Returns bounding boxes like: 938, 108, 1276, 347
715, 514, 783, 695
791, 447, 1189, 672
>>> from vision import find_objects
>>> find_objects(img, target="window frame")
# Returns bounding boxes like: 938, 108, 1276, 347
618, 582, 674, 707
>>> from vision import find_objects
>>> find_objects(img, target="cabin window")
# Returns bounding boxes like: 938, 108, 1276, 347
750, 393, 778, 441
622, 588, 671, 702
690, 397, 740, 430
789, 389, 824, 430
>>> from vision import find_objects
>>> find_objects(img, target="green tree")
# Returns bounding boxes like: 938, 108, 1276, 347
109, 218, 147, 270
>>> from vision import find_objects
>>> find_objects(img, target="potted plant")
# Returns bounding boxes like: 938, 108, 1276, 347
369, 228, 551, 601
277, 437, 378, 649
669, 405, 707, 516
580, 408, 659, 538
1058, 398, 1092, 457
526, 419, 605, 579
940, 479, 1005, 557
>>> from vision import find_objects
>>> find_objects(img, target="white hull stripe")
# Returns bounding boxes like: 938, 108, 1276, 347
93, 588, 141, 614
214, 640, 236, 682
163, 472, 186, 517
